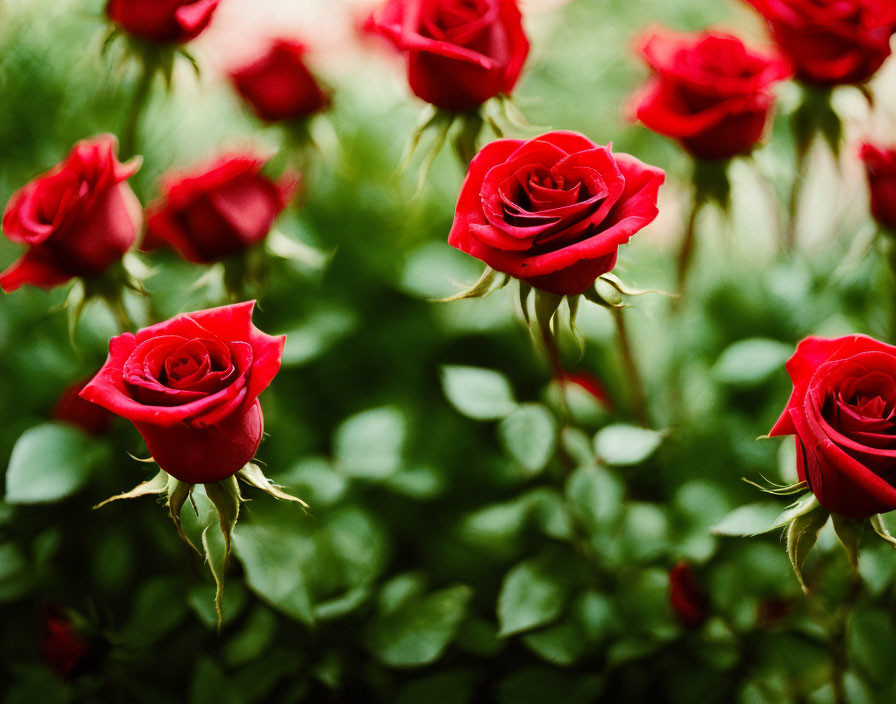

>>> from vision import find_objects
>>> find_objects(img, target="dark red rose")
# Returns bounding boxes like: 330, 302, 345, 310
145, 155, 296, 264
743, 0, 896, 85
231, 40, 330, 123
80, 301, 285, 484
770, 335, 896, 518
41, 605, 91, 680
366, 0, 530, 110
633, 30, 791, 160
106, 0, 220, 44
860, 143, 896, 232
0, 135, 141, 292
448, 131, 664, 295
669, 561, 708, 628
54, 379, 115, 436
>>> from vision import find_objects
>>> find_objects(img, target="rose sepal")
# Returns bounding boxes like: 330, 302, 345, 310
790, 86, 842, 159
784, 499, 829, 595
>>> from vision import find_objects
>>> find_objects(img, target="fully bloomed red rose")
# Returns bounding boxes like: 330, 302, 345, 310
366, 0, 529, 110
448, 131, 664, 295
743, 0, 896, 85
770, 335, 896, 518
0, 135, 141, 292
231, 40, 330, 123
145, 155, 296, 264
860, 143, 896, 232
106, 0, 220, 44
633, 30, 791, 160
80, 301, 285, 484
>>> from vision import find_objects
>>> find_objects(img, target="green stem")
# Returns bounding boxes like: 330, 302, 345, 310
120, 62, 155, 159
830, 571, 861, 704
539, 315, 572, 424
107, 292, 135, 332
674, 194, 701, 307
786, 140, 810, 253
611, 306, 649, 427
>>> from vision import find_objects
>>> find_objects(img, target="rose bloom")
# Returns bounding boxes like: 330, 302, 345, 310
0, 135, 142, 293
633, 30, 790, 160
448, 131, 664, 295
365, 0, 529, 111
743, 0, 896, 85
860, 143, 896, 232
770, 335, 896, 518
231, 40, 330, 123
80, 301, 285, 484
54, 379, 115, 436
106, 0, 221, 44
144, 155, 296, 264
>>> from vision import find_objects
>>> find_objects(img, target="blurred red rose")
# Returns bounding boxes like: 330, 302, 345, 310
743, 0, 896, 85
633, 30, 790, 160
770, 335, 896, 518
41, 605, 91, 680
145, 154, 296, 264
106, 0, 221, 44
562, 371, 611, 409
669, 561, 708, 628
448, 131, 664, 295
365, 0, 529, 110
860, 143, 896, 232
0, 135, 142, 292
81, 301, 285, 484
54, 379, 115, 436
231, 39, 330, 123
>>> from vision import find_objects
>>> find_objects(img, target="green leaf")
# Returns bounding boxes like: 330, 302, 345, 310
440, 365, 517, 421
593, 424, 663, 466
5, 423, 105, 504
522, 619, 588, 666
334, 406, 406, 480
711, 502, 792, 536
367, 585, 472, 668
497, 552, 573, 637
395, 669, 477, 704
281, 305, 357, 367
785, 505, 828, 594
497, 404, 557, 475
565, 466, 625, 535
712, 338, 791, 387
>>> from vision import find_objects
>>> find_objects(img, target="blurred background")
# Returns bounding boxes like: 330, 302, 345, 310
2, 0, 896, 702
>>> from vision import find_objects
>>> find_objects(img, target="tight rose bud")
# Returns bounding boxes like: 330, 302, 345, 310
366, 0, 530, 111
743, 0, 896, 85
106, 0, 221, 44
860, 143, 896, 233
1, 135, 141, 292
633, 30, 790, 160
448, 131, 664, 295
54, 379, 115, 436
41, 605, 91, 680
145, 155, 296, 264
669, 562, 708, 628
80, 301, 285, 484
770, 335, 896, 518
231, 40, 330, 123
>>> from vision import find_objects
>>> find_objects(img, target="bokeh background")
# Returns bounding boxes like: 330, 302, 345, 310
2, 0, 896, 702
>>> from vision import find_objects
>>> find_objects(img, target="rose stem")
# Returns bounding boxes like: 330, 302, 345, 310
830, 570, 861, 704
610, 306, 649, 427
673, 193, 701, 308
107, 291, 135, 332
785, 139, 810, 253
120, 62, 155, 159
538, 314, 572, 424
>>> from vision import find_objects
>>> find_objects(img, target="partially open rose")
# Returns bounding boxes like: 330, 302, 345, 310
81, 301, 285, 484
448, 131, 664, 295
106, 0, 221, 44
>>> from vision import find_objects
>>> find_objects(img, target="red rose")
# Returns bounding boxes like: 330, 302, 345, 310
145, 155, 296, 264
668, 562, 708, 628
0, 135, 141, 292
106, 0, 220, 44
448, 131, 664, 295
54, 379, 115, 436
770, 335, 896, 518
231, 40, 330, 123
80, 301, 285, 484
744, 0, 896, 85
41, 605, 92, 680
366, 0, 530, 110
860, 143, 896, 232
633, 30, 790, 160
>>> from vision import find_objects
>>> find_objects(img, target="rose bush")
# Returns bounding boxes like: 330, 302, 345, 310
365, 0, 529, 110
770, 335, 896, 518
0, 135, 141, 293
448, 131, 664, 295
80, 301, 285, 484
106, 0, 221, 44
861, 142, 896, 232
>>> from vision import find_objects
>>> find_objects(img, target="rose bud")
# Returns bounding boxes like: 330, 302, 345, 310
145, 154, 296, 264
80, 301, 285, 484
770, 335, 896, 518
633, 30, 790, 160
105, 0, 221, 44
668, 561, 708, 628
41, 605, 92, 680
365, 0, 530, 111
743, 0, 896, 85
860, 143, 896, 233
231, 40, 331, 123
448, 131, 664, 295
0, 135, 142, 293
54, 379, 115, 436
